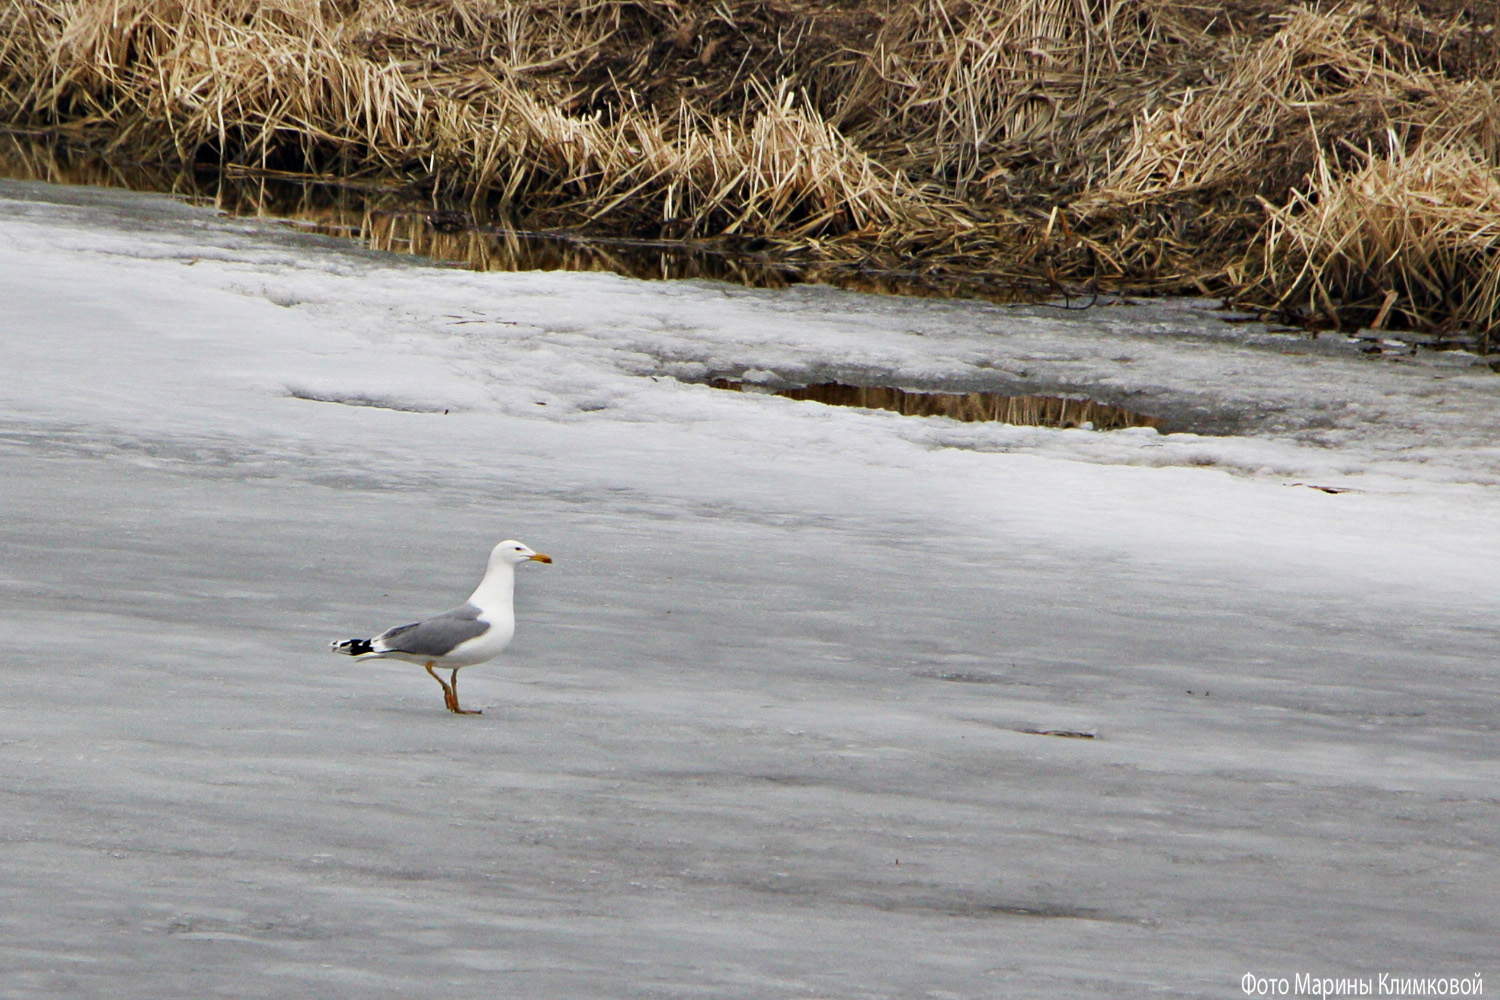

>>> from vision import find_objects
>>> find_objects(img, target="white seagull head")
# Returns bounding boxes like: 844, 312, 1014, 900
490, 539, 553, 568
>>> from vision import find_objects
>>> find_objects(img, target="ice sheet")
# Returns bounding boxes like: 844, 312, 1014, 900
1, 179, 1496, 999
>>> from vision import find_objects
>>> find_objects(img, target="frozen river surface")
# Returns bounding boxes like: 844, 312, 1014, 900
1, 180, 1497, 998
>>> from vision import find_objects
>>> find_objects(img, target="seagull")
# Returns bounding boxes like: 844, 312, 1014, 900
330, 540, 552, 714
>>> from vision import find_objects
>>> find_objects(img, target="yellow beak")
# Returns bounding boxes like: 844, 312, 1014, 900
529, 553, 553, 563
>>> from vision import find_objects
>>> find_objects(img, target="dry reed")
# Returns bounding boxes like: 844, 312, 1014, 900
1260, 134, 1500, 342
6, 0, 1500, 339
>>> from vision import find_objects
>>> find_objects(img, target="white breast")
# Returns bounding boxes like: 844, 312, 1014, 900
445, 616, 516, 666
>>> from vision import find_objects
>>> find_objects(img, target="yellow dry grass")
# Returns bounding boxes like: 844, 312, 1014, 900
1093, 9, 1398, 204
3, 0, 930, 238
5, 0, 1500, 338
838, 0, 1138, 188
1261, 135, 1500, 340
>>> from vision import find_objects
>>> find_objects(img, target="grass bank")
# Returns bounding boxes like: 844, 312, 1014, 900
4, 0, 1500, 340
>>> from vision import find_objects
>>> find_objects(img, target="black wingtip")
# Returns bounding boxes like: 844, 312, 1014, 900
331, 637, 375, 656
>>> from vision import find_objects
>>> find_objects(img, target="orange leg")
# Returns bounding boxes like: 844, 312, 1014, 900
448, 668, 482, 715
425, 662, 458, 712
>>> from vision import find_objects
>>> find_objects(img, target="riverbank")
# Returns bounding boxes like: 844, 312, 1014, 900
6, 0, 1500, 338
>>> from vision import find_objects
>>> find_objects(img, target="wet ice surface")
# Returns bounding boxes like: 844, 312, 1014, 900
2, 179, 1497, 998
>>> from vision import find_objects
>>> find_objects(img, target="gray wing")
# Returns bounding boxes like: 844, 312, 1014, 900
375, 603, 487, 658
